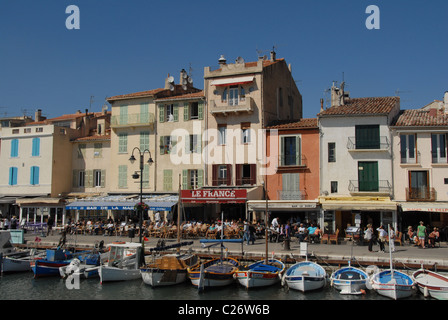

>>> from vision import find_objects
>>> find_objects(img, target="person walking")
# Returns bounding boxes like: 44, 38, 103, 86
376, 225, 388, 253
417, 221, 427, 249
364, 224, 375, 252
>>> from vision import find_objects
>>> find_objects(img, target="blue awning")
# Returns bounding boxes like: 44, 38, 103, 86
66, 200, 177, 211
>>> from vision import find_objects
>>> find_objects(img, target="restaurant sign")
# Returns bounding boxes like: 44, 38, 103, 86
181, 189, 247, 204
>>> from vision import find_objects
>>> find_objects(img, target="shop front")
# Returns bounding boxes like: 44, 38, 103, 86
399, 202, 448, 233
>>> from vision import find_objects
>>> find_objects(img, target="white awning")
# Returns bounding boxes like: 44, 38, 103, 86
400, 202, 448, 213
248, 200, 318, 212
210, 75, 254, 87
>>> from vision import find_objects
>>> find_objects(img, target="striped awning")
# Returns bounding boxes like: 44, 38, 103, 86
210, 75, 254, 87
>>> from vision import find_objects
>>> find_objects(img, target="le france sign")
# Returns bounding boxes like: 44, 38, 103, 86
181, 189, 247, 204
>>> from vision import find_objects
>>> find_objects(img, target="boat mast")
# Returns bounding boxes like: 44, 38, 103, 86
177, 174, 181, 253
388, 224, 394, 277
264, 181, 268, 265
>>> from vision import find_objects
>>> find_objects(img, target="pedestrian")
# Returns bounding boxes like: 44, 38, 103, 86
364, 224, 375, 252
243, 221, 250, 244
248, 223, 256, 245
417, 221, 427, 249
389, 226, 396, 253
376, 225, 388, 253
10, 216, 17, 229
47, 216, 54, 236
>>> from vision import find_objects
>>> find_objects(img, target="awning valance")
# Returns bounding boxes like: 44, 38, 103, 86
66, 195, 178, 211
248, 200, 318, 212
210, 76, 254, 87
319, 196, 397, 211
400, 202, 448, 213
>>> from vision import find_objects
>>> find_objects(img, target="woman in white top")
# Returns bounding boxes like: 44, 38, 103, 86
376, 225, 388, 253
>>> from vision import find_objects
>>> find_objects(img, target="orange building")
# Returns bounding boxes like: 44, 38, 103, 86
248, 118, 320, 224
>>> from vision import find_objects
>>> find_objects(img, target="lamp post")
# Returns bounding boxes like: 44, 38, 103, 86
129, 147, 153, 243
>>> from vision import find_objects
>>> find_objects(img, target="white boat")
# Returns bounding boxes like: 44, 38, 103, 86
412, 269, 448, 300
370, 225, 414, 300
283, 261, 327, 292
235, 259, 285, 289
330, 264, 369, 295
98, 242, 144, 284
59, 251, 109, 279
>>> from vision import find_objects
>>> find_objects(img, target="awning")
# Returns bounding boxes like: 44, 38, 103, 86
248, 200, 318, 212
66, 200, 177, 211
16, 197, 65, 205
210, 75, 254, 87
400, 202, 448, 213
319, 196, 397, 211
0, 196, 20, 204
181, 189, 247, 204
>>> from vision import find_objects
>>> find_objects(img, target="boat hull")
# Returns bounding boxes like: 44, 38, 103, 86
188, 258, 239, 288
99, 265, 141, 283
413, 269, 448, 300
284, 262, 327, 292
371, 270, 414, 300
235, 259, 285, 288
1, 256, 33, 273
330, 267, 368, 295
141, 268, 188, 287
32, 260, 72, 278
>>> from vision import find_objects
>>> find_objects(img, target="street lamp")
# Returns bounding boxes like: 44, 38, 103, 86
129, 147, 153, 242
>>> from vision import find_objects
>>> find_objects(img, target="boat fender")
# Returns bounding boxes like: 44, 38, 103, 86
360, 289, 366, 295
330, 278, 334, 287
281, 274, 286, 286
423, 286, 429, 297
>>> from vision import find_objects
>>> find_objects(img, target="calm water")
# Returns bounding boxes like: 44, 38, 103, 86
0, 271, 427, 301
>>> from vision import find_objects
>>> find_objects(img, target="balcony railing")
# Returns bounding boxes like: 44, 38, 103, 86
277, 190, 307, 200
348, 180, 392, 194
347, 136, 390, 150
111, 113, 155, 128
210, 96, 255, 116
406, 187, 436, 202
278, 154, 307, 168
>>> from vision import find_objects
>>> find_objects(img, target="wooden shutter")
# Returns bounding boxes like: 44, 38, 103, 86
173, 103, 179, 122
72, 170, 78, 187
226, 164, 232, 186
212, 165, 218, 186
235, 164, 242, 186
160, 136, 165, 155
159, 105, 165, 123
182, 170, 188, 190
198, 101, 204, 120
184, 102, 189, 121
250, 164, 256, 185
101, 170, 106, 188
198, 169, 204, 188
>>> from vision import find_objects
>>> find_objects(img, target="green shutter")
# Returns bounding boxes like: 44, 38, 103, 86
197, 169, 204, 188
182, 170, 188, 190
86, 170, 93, 188
171, 135, 177, 154
198, 101, 204, 120
118, 165, 127, 188
143, 164, 149, 189
101, 170, 106, 188
184, 103, 189, 121
159, 105, 165, 123
196, 134, 202, 154
173, 104, 179, 122
160, 136, 165, 155
164, 170, 172, 191
185, 135, 191, 154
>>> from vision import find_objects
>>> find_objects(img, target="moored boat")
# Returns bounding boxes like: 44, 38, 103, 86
188, 256, 239, 289
98, 242, 144, 284
235, 259, 285, 289
283, 261, 327, 292
370, 269, 414, 300
330, 265, 368, 295
412, 269, 448, 300
31, 248, 75, 278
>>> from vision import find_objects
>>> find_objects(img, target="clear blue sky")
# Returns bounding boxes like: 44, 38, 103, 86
0, 0, 447, 120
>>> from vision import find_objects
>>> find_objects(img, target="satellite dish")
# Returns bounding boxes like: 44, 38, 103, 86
235, 56, 245, 64
188, 77, 193, 84
182, 72, 188, 79
168, 76, 175, 83
169, 84, 175, 91
182, 85, 187, 90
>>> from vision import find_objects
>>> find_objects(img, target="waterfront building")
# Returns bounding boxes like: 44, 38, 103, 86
247, 118, 320, 226
318, 82, 400, 234
390, 91, 448, 230
193, 51, 303, 221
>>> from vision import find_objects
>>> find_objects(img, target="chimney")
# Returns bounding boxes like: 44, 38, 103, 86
165, 73, 174, 90
180, 69, 187, 86
270, 50, 276, 62
218, 55, 227, 66
320, 99, 324, 112
35, 109, 43, 122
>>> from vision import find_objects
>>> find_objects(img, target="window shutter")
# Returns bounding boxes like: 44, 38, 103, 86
173, 104, 179, 122
101, 170, 106, 188
226, 164, 232, 185
11, 139, 18, 157
143, 164, 149, 189
198, 101, 204, 120
212, 165, 218, 186
250, 164, 256, 185
198, 170, 204, 188
280, 137, 285, 166
86, 170, 93, 188
160, 136, 165, 155
164, 170, 172, 191
184, 103, 189, 121
296, 136, 301, 165
235, 164, 241, 186
159, 105, 165, 123
32, 138, 40, 156
196, 134, 202, 154
182, 170, 188, 190
185, 135, 191, 154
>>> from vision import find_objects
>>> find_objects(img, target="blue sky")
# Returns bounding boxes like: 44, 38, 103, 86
0, 0, 447, 120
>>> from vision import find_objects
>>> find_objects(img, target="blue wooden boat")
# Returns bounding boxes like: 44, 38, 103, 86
370, 270, 414, 300
235, 259, 285, 288
330, 264, 368, 294
31, 248, 75, 278
283, 261, 327, 292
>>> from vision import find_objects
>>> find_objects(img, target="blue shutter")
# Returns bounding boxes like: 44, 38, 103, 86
32, 138, 40, 156
9, 167, 18, 185
30, 166, 40, 185
10, 139, 18, 157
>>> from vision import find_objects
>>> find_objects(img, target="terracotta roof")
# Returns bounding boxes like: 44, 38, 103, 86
266, 118, 318, 130
107, 88, 167, 101
318, 96, 400, 117
155, 91, 205, 102
26, 111, 110, 126
392, 109, 448, 127
73, 134, 111, 142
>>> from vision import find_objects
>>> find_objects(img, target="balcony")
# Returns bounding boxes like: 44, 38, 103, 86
277, 154, 307, 171
347, 136, 390, 151
406, 187, 436, 202
277, 190, 307, 200
349, 180, 392, 195
111, 113, 155, 129
209, 96, 255, 116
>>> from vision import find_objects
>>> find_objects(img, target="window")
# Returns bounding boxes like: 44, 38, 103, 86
400, 134, 416, 163
160, 136, 172, 155
328, 143, 336, 162
241, 123, 251, 144
31, 138, 40, 157
431, 134, 447, 163
281, 173, 301, 200
118, 165, 127, 188
10, 139, 18, 157
331, 181, 338, 193
24, 128, 31, 133
218, 125, 227, 145
166, 104, 174, 122
409, 170, 430, 200
94, 170, 102, 187
222, 86, 246, 106
30, 166, 39, 185
212, 164, 231, 186
187, 135, 201, 153
118, 133, 127, 153
190, 102, 199, 119
94, 143, 102, 158
355, 125, 380, 149
163, 170, 172, 191
36, 127, 43, 133
140, 131, 150, 151
78, 171, 85, 187
236, 164, 256, 185
8, 167, 18, 186
119, 105, 128, 125
280, 135, 302, 166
